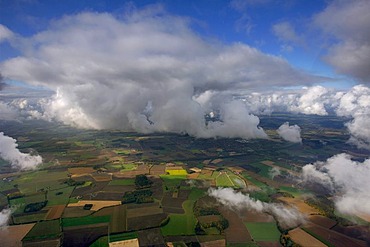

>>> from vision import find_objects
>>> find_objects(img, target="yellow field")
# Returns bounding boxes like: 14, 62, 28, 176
166, 169, 188, 175
67, 200, 121, 211
279, 197, 320, 215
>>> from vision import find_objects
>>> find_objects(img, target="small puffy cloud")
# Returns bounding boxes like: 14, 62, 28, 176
277, 122, 302, 143
208, 187, 305, 229
269, 166, 281, 179
314, 0, 370, 82
0, 132, 42, 170
0, 208, 11, 227
301, 153, 370, 217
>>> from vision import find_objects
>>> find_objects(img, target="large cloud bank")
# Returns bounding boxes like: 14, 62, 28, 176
314, 0, 370, 82
0, 132, 42, 170
301, 153, 370, 217
0, 8, 322, 139
277, 122, 302, 143
241, 85, 370, 149
208, 187, 305, 229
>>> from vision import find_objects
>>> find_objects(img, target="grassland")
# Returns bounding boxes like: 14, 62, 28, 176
62, 215, 111, 227
108, 179, 135, 186
244, 222, 281, 241
160, 175, 187, 191
23, 219, 61, 241
161, 200, 197, 236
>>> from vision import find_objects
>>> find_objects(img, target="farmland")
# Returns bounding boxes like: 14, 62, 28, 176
0, 114, 369, 246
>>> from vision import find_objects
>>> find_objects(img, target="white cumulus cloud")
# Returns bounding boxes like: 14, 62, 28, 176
208, 187, 305, 229
0, 132, 42, 170
0, 8, 324, 139
0, 208, 11, 227
277, 122, 302, 143
301, 153, 370, 217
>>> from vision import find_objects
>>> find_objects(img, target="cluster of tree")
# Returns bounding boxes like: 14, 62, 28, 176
304, 196, 335, 218
83, 204, 93, 210
122, 189, 153, 204
194, 206, 229, 234
7, 191, 24, 200
194, 206, 220, 217
135, 175, 153, 189
280, 234, 299, 247
24, 200, 48, 213
64, 178, 85, 186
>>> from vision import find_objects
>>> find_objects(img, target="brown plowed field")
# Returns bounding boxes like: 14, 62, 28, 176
149, 164, 166, 175
198, 215, 222, 224
46, 205, 65, 220
257, 241, 281, 247
0, 223, 35, 247
68, 167, 95, 175
138, 228, 165, 246
93, 204, 127, 232
219, 206, 252, 243
127, 205, 163, 218
63, 223, 108, 247
127, 213, 168, 231
242, 209, 274, 223
93, 192, 124, 200
91, 172, 112, 182
62, 207, 93, 218
187, 173, 199, 179
308, 215, 337, 228
303, 223, 367, 247
289, 227, 327, 247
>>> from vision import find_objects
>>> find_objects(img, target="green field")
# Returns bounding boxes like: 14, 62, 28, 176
62, 215, 111, 227
242, 173, 268, 189
23, 219, 61, 241
15, 170, 69, 194
279, 186, 306, 197
47, 186, 75, 205
244, 222, 281, 241
13, 212, 47, 224
160, 175, 187, 191
161, 200, 197, 236
215, 171, 245, 188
